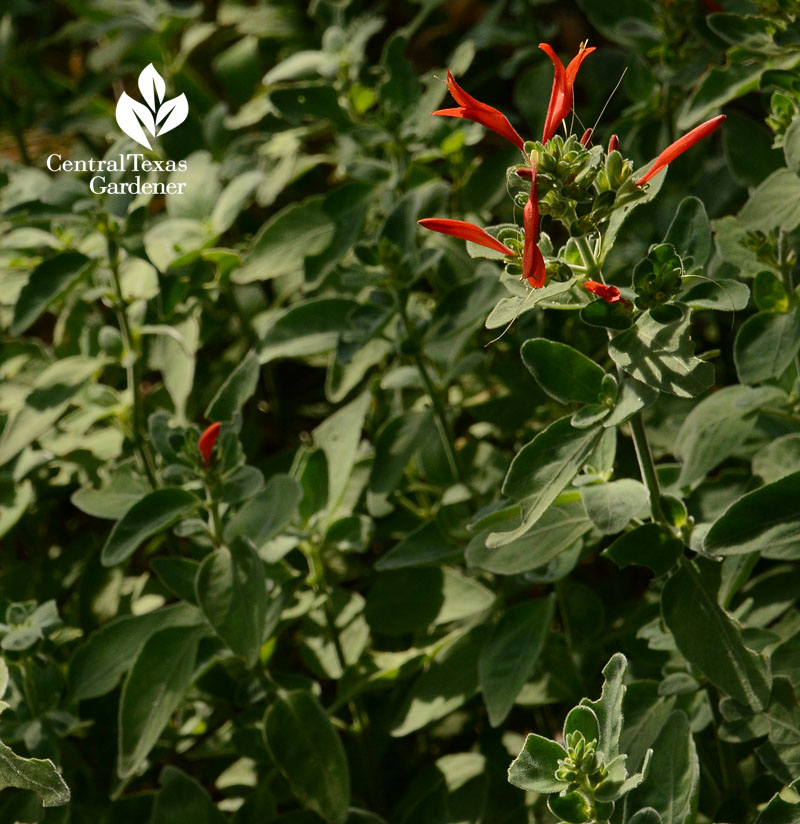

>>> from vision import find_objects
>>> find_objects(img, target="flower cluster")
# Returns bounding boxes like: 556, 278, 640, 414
418, 41, 725, 296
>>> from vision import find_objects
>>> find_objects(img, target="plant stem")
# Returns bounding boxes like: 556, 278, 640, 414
574, 233, 667, 525
106, 235, 159, 488
628, 411, 667, 524
302, 539, 380, 810
574, 235, 601, 279
777, 230, 800, 393
395, 291, 467, 487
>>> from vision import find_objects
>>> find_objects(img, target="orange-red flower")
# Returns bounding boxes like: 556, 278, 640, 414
584, 281, 624, 304
636, 114, 725, 186
434, 71, 525, 152
608, 134, 619, 153
522, 164, 546, 288
579, 128, 593, 147
198, 422, 221, 466
417, 218, 514, 256
540, 42, 595, 144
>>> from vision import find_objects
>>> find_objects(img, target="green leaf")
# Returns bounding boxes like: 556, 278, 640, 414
580, 479, 648, 535
724, 112, 784, 189
224, 473, 302, 549
391, 627, 487, 737
678, 62, 764, 130
679, 277, 750, 312
196, 540, 267, 667
11, 251, 91, 335
734, 307, 800, 384
376, 521, 462, 570
258, 299, 358, 364
118, 625, 206, 778
609, 307, 714, 398
234, 198, 336, 283
754, 776, 800, 824
479, 597, 555, 726
210, 170, 263, 235
369, 409, 434, 494
785, 116, 800, 173
704, 471, 800, 559
752, 434, 800, 484
564, 705, 600, 743
664, 197, 711, 268
707, 13, 779, 52
485, 280, 576, 329
740, 169, 800, 233
580, 298, 633, 330
580, 652, 627, 759
521, 338, 606, 404
153, 766, 226, 824
757, 678, 800, 786
466, 499, 591, 575
753, 271, 789, 312
626, 711, 699, 824
313, 391, 371, 519
71, 469, 149, 520
144, 218, 210, 271
263, 690, 350, 824
101, 488, 201, 567
507, 733, 567, 793
69, 602, 202, 701
0, 356, 100, 466
205, 351, 260, 421
675, 386, 785, 486
0, 741, 70, 807
603, 524, 684, 576
489, 417, 603, 547
661, 560, 771, 711
548, 791, 591, 823
604, 378, 659, 427
366, 568, 494, 635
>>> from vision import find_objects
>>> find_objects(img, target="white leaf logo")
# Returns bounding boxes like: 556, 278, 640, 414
115, 64, 188, 149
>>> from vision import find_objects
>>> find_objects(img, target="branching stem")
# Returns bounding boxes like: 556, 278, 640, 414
106, 235, 159, 488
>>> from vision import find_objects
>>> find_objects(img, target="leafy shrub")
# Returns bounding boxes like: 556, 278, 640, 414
1, 1, 800, 823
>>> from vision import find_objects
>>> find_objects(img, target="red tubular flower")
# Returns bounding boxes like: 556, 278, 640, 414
608, 134, 619, 153
579, 128, 593, 147
584, 281, 624, 304
636, 114, 725, 186
522, 164, 546, 288
540, 42, 595, 143
198, 422, 221, 467
434, 71, 525, 152
418, 218, 514, 256
516, 167, 534, 179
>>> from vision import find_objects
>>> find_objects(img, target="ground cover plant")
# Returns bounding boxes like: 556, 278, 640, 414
1, 0, 800, 822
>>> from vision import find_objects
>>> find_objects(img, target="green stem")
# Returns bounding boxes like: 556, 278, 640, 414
574, 233, 667, 525
574, 235, 601, 280
777, 230, 800, 393
302, 539, 380, 810
106, 235, 158, 488
205, 480, 223, 548
396, 292, 467, 487
628, 412, 667, 524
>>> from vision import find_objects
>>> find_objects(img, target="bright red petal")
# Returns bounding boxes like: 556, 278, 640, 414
565, 44, 596, 85
539, 43, 568, 144
584, 280, 623, 304
522, 168, 546, 288
437, 72, 525, 151
418, 218, 514, 256
198, 422, 221, 466
636, 114, 725, 186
